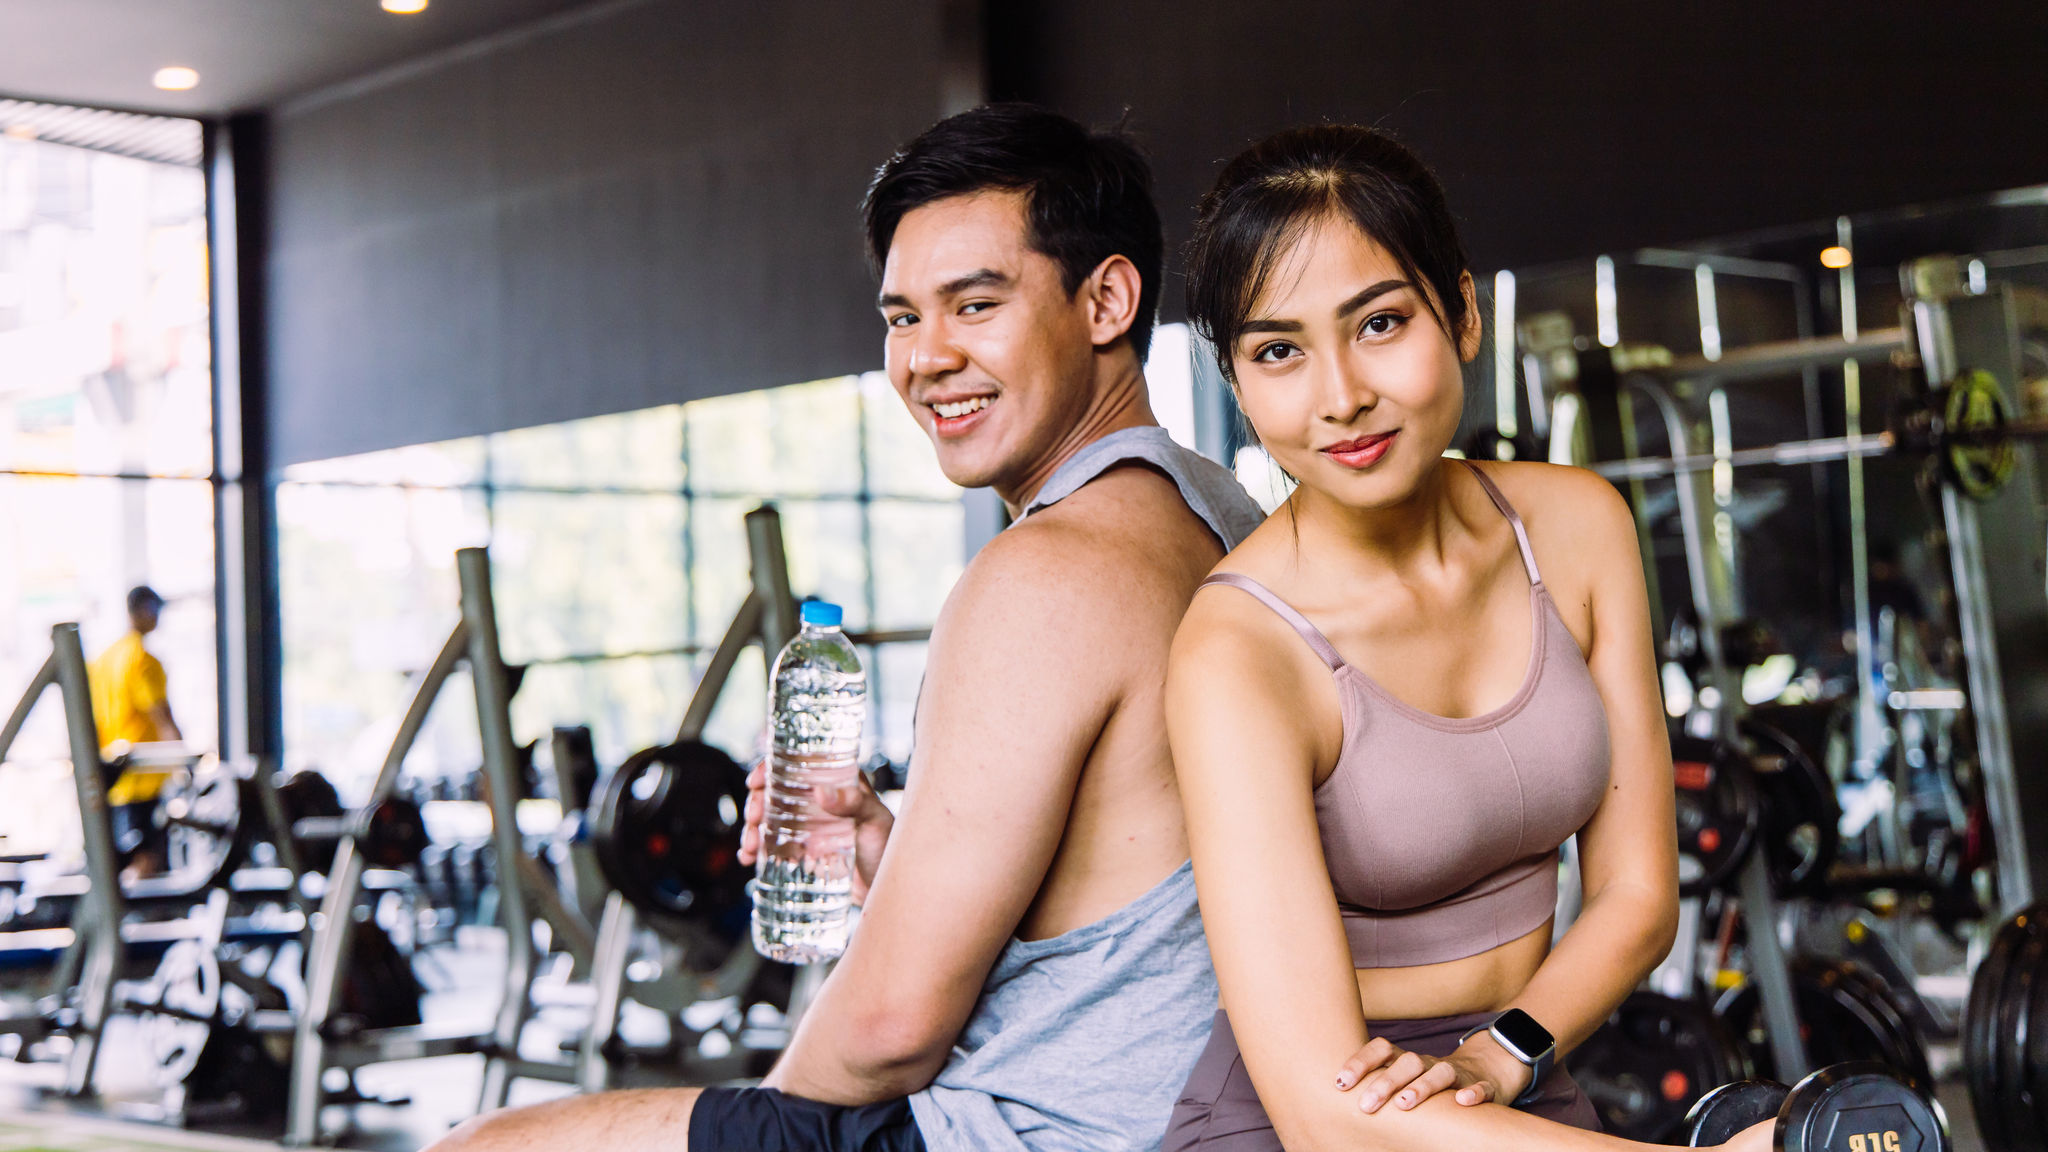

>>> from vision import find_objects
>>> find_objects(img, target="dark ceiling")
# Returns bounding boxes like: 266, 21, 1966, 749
0, 0, 610, 116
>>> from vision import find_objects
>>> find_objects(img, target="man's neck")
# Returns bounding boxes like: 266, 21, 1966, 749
997, 355, 1158, 518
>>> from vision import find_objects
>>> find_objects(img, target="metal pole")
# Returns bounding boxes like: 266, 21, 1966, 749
747, 505, 799, 656
1738, 854, 1810, 1079
287, 619, 466, 1147
459, 547, 536, 1112
1646, 327, 1907, 384
51, 624, 119, 1096
0, 653, 56, 764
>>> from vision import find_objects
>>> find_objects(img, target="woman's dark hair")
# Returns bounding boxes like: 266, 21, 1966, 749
863, 103, 1164, 360
1185, 125, 1470, 380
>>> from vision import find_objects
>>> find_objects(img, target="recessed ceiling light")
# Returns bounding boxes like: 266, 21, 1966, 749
3, 124, 35, 141
153, 66, 200, 91
382, 0, 429, 12
1819, 245, 1853, 269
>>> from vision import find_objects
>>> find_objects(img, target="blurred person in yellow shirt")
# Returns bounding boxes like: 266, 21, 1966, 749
89, 585, 183, 879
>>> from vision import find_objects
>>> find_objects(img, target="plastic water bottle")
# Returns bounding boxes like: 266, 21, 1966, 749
751, 601, 867, 963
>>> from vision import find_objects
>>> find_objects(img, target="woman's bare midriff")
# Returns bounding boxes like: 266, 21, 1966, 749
1352, 918, 1553, 1022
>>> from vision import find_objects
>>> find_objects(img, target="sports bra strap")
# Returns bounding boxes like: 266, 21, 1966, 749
1462, 461, 1543, 586
1200, 573, 1345, 670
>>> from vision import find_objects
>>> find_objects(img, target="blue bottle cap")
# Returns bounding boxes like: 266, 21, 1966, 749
800, 601, 844, 628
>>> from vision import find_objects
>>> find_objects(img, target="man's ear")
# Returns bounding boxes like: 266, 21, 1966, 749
1083, 254, 1143, 350
1456, 271, 1482, 363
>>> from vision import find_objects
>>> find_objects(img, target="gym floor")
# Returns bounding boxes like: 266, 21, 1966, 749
0, 929, 582, 1151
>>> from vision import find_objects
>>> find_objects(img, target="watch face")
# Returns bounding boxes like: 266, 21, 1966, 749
1491, 1009, 1552, 1059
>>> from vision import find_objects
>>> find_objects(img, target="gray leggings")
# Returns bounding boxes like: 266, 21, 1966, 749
1164, 1009, 1600, 1150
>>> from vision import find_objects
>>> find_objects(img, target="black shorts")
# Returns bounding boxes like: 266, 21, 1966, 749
688, 1086, 924, 1152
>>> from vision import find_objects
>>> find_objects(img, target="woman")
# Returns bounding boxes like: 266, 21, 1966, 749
1162, 125, 1758, 1152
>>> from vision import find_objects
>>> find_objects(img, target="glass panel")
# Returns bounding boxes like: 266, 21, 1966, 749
510, 654, 694, 770
278, 438, 488, 487
688, 496, 755, 649
860, 372, 959, 500
869, 501, 963, 631
489, 405, 684, 491
687, 377, 862, 497
491, 491, 687, 664
277, 482, 489, 789
0, 137, 212, 478
700, 643, 767, 764
688, 499, 868, 645
781, 500, 870, 631
0, 476, 216, 759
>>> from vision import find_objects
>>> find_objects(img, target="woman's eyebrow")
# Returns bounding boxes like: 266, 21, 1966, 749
1239, 278, 1412, 338
1334, 278, 1410, 317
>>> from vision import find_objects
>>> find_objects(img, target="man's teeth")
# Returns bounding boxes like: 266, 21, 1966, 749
933, 397, 993, 419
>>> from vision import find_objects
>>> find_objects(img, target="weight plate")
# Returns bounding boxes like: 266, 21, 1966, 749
1942, 370, 2016, 502
590, 740, 750, 944
1780, 1061, 1950, 1152
2005, 922, 2048, 1151
157, 767, 247, 891
1683, 1079, 1789, 1147
278, 770, 344, 874
1741, 719, 1840, 898
1716, 959, 1925, 1084
1966, 912, 2031, 1151
2025, 917, 2048, 1150
359, 795, 431, 870
1568, 991, 1746, 1141
1673, 734, 1761, 898
1833, 962, 1934, 1090
141, 939, 221, 1086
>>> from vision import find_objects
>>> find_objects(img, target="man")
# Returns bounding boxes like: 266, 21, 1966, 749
435, 104, 1263, 1152
89, 585, 184, 879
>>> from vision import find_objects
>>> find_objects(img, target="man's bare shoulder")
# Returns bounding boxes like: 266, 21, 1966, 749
937, 466, 1219, 661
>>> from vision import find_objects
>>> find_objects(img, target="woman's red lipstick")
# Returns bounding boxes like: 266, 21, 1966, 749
1322, 430, 1398, 469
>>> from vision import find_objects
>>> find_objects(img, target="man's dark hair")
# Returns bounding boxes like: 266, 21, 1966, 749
862, 103, 1164, 361
127, 586, 164, 613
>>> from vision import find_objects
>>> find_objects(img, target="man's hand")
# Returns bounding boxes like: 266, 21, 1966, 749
737, 761, 895, 905
1334, 1033, 1532, 1112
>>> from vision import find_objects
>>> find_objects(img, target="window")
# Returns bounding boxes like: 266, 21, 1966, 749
277, 373, 963, 792
0, 105, 214, 771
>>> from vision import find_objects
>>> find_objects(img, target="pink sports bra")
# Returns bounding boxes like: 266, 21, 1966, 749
1201, 462, 1611, 968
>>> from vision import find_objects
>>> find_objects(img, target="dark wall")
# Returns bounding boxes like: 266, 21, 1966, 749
997, 2, 2048, 300
266, 0, 943, 467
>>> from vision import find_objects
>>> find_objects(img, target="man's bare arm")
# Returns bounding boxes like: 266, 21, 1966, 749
763, 517, 1125, 1102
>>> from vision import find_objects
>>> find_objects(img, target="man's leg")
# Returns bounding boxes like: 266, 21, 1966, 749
434, 1088, 702, 1152
429, 1084, 921, 1152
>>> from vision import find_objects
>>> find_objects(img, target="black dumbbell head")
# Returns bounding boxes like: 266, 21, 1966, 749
1780, 1063, 1950, 1152
1686, 1079, 1790, 1146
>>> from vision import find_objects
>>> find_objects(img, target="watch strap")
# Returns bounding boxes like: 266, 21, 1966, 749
1459, 1013, 1553, 1108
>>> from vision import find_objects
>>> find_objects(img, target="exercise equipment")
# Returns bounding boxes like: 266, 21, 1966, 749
1965, 903, 2048, 1151
286, 547, 551, 1146
587, 740, 750, 944
1682, 1062, 1950, 1150
1716, 959, 1932, 1088
573, 505, 804, 1091
1673, 734, 1761, 898
1568, 990, 1749, 1141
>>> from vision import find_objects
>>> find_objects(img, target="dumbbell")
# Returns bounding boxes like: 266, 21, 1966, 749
1683, 1062, 1949, 1150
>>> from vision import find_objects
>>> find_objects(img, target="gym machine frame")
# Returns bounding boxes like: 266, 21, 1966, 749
571, 504, 801, 1092
1546, 255, 2048, 1085
0, 624, 132, 1094
286, 547, 561, 1145
1577, 260, 2048, 916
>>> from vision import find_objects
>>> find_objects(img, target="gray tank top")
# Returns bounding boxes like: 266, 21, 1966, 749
908, 426, 1265, 1152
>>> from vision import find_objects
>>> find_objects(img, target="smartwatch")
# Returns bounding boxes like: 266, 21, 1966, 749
1459, 1009, 1554, 1107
